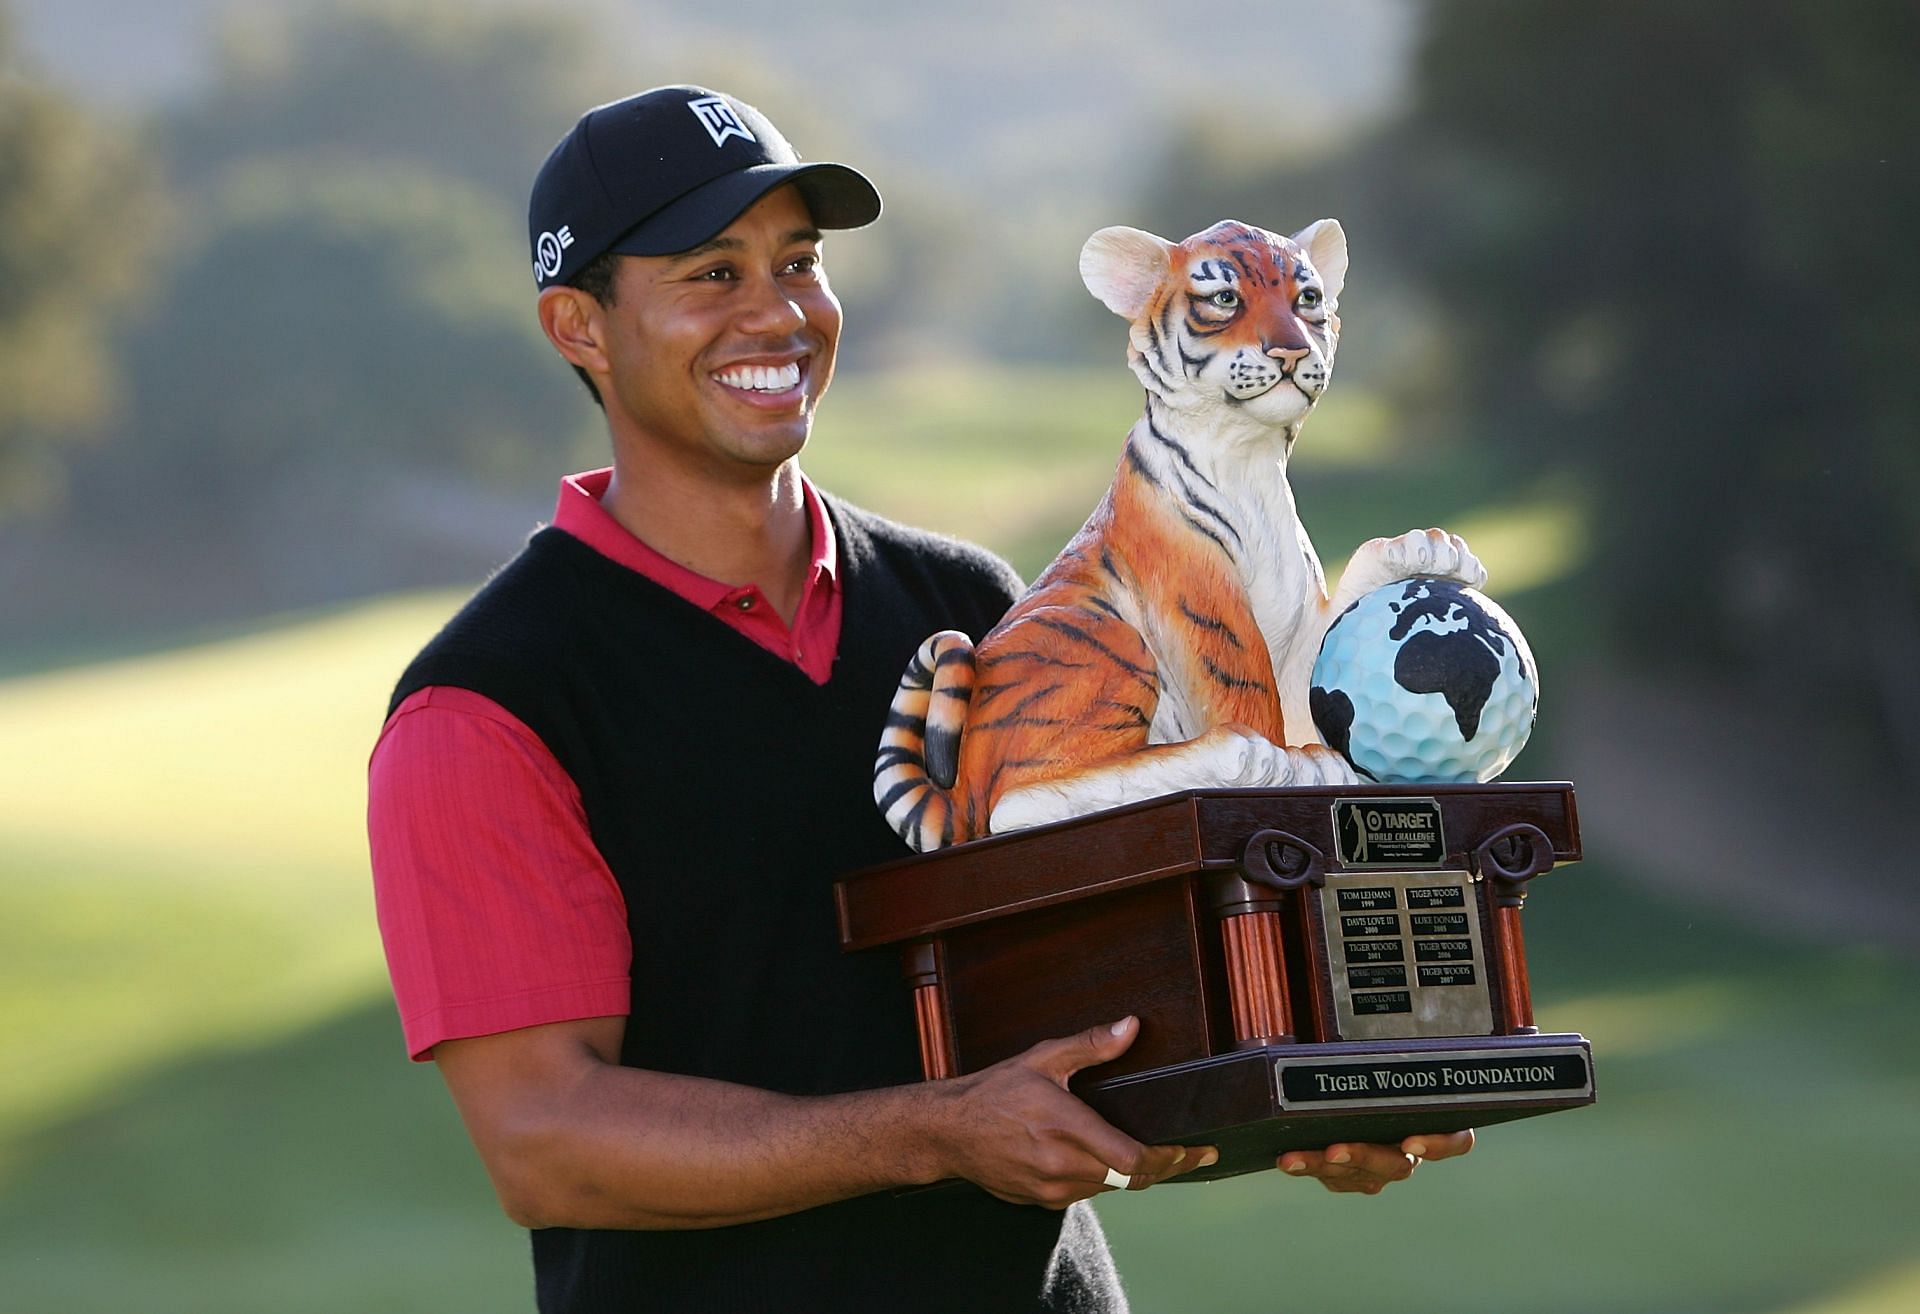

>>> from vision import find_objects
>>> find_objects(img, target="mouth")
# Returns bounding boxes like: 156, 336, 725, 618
1221, 379, 1317, 421
712, 357, 807, 408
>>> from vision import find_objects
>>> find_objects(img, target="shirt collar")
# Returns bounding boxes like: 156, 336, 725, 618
551, 468, 838, 605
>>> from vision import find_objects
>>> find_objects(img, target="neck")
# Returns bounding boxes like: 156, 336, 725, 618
1134, 393, 1302, 543
1144, 385, 1304, 455
600, 453, 812, 622
1129, 393, 1325, 681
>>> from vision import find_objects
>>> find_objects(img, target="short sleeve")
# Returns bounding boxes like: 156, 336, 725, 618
368, 687, 631, 1060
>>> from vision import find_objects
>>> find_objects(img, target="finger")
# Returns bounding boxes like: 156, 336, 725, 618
1097, 1143, 1219, 1192
1025, 1016, 1138, 1088
1278, 1143, 1416, 1187
1053, 1100, 1205, 1190
1159, 1144, 1220, 1183
1276, 1148, 1345, 1180
1059, 1111, 1161, 1187
1401, 1129, 1474, 1162
1277, 1149, 1381, 1194
1131, 1143, 1218, 1188
1333, 1142, 1420, 1181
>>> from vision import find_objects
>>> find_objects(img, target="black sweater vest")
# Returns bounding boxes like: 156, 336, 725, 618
390, 500, 1113, 1313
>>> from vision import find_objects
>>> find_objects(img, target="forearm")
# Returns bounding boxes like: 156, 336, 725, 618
439, 1014, 1204, 1230
473, 1063, 951, 1231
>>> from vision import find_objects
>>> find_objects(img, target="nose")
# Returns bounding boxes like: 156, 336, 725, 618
1266, 345, 1310, 376
737, 275, 808, 336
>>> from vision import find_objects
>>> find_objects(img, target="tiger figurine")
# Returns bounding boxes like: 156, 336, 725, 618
874, 217, 1485, 852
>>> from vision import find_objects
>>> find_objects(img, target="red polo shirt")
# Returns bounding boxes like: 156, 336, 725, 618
368, 469, 842, 1059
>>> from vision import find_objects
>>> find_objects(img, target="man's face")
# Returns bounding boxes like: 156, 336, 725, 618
596, 185, 842, 481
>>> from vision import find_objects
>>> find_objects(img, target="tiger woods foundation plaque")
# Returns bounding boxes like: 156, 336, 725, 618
835, 784, 1593, 1182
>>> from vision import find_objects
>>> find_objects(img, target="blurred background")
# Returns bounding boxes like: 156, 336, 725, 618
2, 1, 1916, 1310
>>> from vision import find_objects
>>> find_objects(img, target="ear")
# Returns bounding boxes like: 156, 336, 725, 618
1080, 226, 1174, 319
538, 284, 610, 377
1292, 218, 1347, 303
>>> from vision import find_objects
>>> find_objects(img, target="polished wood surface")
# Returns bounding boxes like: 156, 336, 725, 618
837, 783, 1581, 952
944, 877, 1211, 1080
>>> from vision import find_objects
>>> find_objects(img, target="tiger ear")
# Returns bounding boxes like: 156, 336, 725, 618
1080, 226, 1174, 319
1292, 218, 1347, 303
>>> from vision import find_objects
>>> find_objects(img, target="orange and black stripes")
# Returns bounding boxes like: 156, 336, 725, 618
876, 218, 1336, 850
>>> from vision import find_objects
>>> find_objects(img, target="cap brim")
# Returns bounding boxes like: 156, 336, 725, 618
608, 162, 882, 257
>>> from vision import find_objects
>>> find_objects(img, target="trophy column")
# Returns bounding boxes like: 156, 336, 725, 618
1494, 906, 1535, 1034
902, 939, 957, 1079
1210, 873, 1296, 1047
1472, 823, 1556, 1036
1210, 826, 1328, 1048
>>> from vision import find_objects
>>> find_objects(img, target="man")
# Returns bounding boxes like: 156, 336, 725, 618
368, 85, 1468, 1314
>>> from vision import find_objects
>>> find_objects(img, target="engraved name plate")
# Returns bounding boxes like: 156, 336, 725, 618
1275, 1044, 1593, 1111
1322, 870, 1493, 1040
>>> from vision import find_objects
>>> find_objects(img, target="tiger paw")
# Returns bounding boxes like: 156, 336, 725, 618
1277, 744, 1360, 787
1217, 727, 1286, 787
1362, 528, 1487, 590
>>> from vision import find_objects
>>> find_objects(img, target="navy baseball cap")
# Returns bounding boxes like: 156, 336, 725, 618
528, 85, 882, 288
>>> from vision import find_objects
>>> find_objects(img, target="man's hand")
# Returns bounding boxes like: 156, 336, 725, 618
1277, 1129, 1474, 1194
931, 1016, 1217, 1209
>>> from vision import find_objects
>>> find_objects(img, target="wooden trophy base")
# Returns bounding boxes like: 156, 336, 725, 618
836, 785, 1593, 1182
1079, 1032, 1592, 1181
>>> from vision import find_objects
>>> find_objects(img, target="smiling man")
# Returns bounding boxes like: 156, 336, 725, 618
368, 86, 1466, 1314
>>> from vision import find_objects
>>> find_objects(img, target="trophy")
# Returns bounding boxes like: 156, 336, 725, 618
838, 783, 1587, 1180
841, 217, 1592, 1181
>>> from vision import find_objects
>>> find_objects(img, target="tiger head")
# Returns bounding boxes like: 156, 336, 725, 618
1080, 218, 1347, 435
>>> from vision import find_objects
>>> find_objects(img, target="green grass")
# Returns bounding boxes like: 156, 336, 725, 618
0, 1004, 527, 1314
2, 364, 1912, 1312
0, 592, 462, 1155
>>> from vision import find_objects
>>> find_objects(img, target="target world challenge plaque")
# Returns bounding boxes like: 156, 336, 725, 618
833, 784, 1592, 1181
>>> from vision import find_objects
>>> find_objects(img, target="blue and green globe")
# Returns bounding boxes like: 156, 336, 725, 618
1310, 578, 1538, 784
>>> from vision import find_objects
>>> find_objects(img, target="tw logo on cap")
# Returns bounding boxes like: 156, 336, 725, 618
688, 95, 755, 148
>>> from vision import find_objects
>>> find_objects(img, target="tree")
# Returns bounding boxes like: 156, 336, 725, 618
1395, 1, 1920, 772
10, 2, 644, 638
0, 5, 160, 516
165, 0, 626, 209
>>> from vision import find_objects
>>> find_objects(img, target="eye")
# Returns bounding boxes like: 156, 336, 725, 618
694, 265, 736, 282
1210, 289, 1240, 310
783, 253, 821, 277
1298, 287, 1322, 308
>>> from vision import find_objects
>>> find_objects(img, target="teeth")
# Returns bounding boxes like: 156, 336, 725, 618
715, 362, 801, 392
